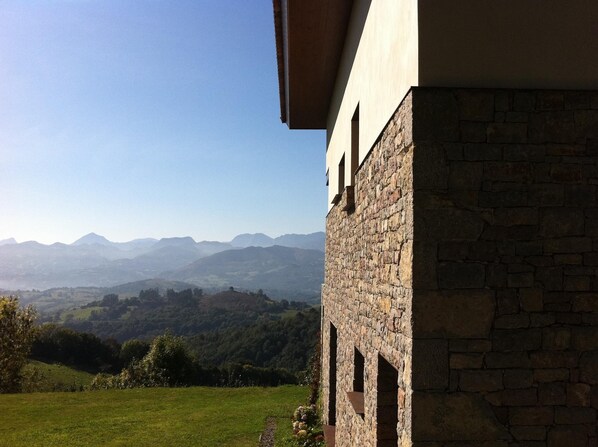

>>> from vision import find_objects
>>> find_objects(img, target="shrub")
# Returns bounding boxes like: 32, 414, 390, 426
0, 296, 37, 393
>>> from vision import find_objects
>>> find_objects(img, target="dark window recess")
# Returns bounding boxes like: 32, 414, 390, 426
350, 105, 359, 186
348, 347, 365, 417
338, 154, 345, 195
377, 354, 399, 446
354, 347, 364, 392
328, 323, 337, 426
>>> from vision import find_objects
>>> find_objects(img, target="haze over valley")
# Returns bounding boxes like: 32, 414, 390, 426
0, 231, 325, 302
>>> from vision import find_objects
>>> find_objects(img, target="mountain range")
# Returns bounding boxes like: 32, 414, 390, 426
0, 232, 325, 297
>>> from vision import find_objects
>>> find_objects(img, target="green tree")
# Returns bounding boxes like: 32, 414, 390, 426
119, 339, 150, 367
0, 296, 37, 393
142, 333, 195, 386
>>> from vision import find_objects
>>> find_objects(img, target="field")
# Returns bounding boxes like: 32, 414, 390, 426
0, 385, 305, 447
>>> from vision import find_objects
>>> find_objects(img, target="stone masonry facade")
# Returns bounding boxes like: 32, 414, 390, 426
322, 87, 598, 447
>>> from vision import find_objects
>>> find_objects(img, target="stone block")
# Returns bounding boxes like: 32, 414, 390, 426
444, 143, 463, 160
572, 327, 598, 351
487, 388, 537, 406
528, 184, 564, 206
513, 92, 536, 112
544, 237, 592, 254
509, 406, 554, 425
547, 426, 588, 447
565, 185, 597, 206
494, 208, 539, 226
484, 161, 533, 182
494, 314, 530, 329
575, 110, 598, 140
586, 209, 598, 238
437, 262, 486, 289
542, 327, 572, 351
450, 353, 484, 369
505, 111, 529, 123
412, 241, 437, 289
412, 339, 448, 390
537, 91, 565, 110
497, 290, 520, 315
412, 392, 510, 441
531, 314, 557, 328
564, 275, 591, 292
533, 369, 569, 382
456, 90, 495, 121
567, 383, 591, 407
487, 264, 508, 288
504, 369, 533, 389
412, 89, 459, 142
565, 92, 590, 110
418, 208, 485, 241
460, 121, 488, 142
460, 370, 503, 392
463, 143, 502, 160
538, 383, 567, 405
414, 143, 449, 190
487, 123, 528, 144
495, 91, 511, 111
520, 289, 544, 312
540, 208, 585, 237
414, 290, 495, 339
508, 272, 535, 288
555, 407, 597, 424
580, 351, 598, 384
449, 162, 483, 190
531, 351, 579, 369
511, 426, 547, 441
572, 294, 598, 312
550, 164, 583, 183
493, 329, 541, 351
479, 191, 529, 208
503, 144, 544, 161
486, 352, 531, 369
529, 111, 576, 144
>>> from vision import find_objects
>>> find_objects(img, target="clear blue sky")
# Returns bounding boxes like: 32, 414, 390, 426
0, 0, 326, 244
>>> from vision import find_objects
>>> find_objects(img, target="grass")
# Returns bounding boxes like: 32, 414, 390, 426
22, 361, 94, 392
0, 385, 306, 447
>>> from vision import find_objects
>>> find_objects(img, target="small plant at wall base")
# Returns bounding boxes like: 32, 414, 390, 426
276, 404, 325, 447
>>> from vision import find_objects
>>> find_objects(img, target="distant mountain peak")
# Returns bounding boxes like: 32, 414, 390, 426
230, 233, 274, 248
72, 233, 113, 246
0, 237, 17, 246
151, 236, 197, 249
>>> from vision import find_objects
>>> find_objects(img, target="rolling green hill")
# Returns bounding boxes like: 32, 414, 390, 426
22, 361, 94, 392
0, 386, 305, 447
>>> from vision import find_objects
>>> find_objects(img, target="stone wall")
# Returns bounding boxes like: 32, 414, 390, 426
322, 92, 415, 447
322, 87, 598, 447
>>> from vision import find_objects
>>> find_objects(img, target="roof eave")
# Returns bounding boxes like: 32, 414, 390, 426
273, 0, 354, 130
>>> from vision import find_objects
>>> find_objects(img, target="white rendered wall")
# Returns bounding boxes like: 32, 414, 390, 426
325, 0, 419, 208
325, 0, 598, 209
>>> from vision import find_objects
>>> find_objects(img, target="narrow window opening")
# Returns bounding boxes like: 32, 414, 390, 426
338, 155, 345, 194
376, 354, 399, 446
350, 105, 359, 186
328, 323, 337, 425
347, 347, 365, 417
353, 347, 364, 392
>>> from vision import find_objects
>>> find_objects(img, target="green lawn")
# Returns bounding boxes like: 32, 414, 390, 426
0, 386, 305, 447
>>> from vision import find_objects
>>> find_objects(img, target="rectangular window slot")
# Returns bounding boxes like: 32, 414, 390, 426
377, 354, 399, 446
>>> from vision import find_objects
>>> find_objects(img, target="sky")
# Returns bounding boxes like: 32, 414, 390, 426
0, 0, 326, 245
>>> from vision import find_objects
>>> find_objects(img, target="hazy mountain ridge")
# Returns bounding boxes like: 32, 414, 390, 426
0, 232, 324, 292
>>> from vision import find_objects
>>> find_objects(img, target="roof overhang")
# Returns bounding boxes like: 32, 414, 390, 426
273, 0, 354, 129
